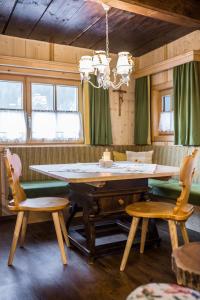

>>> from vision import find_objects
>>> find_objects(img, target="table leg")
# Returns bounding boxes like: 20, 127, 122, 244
83, 208, 96, 263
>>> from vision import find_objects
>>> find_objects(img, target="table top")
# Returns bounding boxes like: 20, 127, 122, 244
30, 161, 179, 184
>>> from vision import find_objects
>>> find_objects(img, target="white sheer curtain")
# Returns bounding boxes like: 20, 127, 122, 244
159, 111, 174, 132
32, 111, 83, 141
0, 110, 26, 142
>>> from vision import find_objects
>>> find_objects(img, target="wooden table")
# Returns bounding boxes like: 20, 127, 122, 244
30, 162, 179, 262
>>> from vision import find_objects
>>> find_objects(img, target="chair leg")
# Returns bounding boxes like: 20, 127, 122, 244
59, 211, 70, 247
8, 211, 24, 266
168, 220, 178, 250
120, 217, 140, 272
140, 218, 149, 254
179, 222, 189, 244
52, 212, 67, 265
20, 211, 29, 248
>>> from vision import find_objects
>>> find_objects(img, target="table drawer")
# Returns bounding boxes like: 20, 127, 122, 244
98, 193, 141, 213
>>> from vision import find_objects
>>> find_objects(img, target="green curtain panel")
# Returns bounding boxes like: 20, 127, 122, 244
134, 76, 151, 145
89, 75, 113, 145
174, 61, 200, 145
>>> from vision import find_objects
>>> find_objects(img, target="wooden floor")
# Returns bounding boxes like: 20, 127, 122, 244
0, 219, 199, 300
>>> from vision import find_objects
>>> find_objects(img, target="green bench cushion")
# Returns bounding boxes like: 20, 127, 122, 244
149, 179, 200, 206
21, 181, 69, 198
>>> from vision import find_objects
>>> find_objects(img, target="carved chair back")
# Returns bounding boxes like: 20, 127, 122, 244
4, 148, 26, 206
174, 149, 198, 214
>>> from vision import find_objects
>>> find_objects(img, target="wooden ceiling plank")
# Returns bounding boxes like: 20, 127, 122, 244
29, 1, 95, 43
102, 0, 200, 28
89, 10, 146, 51
71, 8, 134, 48
0, 0, 17, 33
5, 0, 54, 38
89, 13, 186, 56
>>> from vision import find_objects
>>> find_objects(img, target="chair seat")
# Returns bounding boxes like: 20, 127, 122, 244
126, 201, 194, 221
8, 197, 69, 212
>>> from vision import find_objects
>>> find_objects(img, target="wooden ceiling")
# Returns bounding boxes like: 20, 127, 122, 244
0, 0, 199, 56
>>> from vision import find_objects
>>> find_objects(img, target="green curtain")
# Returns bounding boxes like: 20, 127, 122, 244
174, 61, 200, 145
134, 76, 151, 145
89, 75, 113, 145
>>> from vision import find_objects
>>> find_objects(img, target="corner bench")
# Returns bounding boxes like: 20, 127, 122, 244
1, 145, 199, 230
21, 180, 70, 198
149, 179, 200, 206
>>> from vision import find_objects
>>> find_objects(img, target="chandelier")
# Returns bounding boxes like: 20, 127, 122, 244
79, 3, 134, 90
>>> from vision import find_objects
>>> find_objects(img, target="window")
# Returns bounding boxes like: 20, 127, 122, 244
31, 83, 83, 142
159, 94, 174, 133
0, 76, 83, 144
151, 84, 174, 142
0, 80, 26, 142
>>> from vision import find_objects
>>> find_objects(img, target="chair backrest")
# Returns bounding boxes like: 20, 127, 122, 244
4, 148, 26, 206
174, 149, 198, 214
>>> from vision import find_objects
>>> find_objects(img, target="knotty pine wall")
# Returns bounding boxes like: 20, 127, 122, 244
136, 30, 200, 100
0, 34, 135, 145
135, 30, 200, 145
0, 31, 199, 146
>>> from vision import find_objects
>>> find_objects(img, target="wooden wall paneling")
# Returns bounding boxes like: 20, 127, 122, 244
0, 1, 16, 33
0, 65, 80, 81
53, 44, 93, 64
134, 50, 200, 79
0, 55, 79, 74
136, 30, 200, 70
151, 71, 169, 86
25, 39, 51, 61
0, 35, 26, 57
166, 30, 200, 59
5, 0, 53, 38
137, 46, 166, 69
109, 79, 134, 145
151, 89, 160, 142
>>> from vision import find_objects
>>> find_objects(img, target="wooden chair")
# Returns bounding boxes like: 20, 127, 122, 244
120, 149, 198, 271
4, 148, 70, 266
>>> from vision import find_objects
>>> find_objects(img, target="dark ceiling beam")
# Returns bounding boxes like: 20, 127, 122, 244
101, 0, 200, 28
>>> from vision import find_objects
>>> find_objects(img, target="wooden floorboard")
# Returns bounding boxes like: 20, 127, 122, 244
0, 219, 199, 300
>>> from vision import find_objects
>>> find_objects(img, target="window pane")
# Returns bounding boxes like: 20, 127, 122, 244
162, 95, 171, 112
56, 112, 83, 140
32, 112, 56, 140
56, 86, 78, 111
0, 81, 23, 109
0, 110, 26, 141
32, 84, 54, 111
32, 111, 83, 141
159, 111, 174, 132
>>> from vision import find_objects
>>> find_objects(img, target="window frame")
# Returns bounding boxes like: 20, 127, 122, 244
151, 82, 174, 143
0, 74, 83, 145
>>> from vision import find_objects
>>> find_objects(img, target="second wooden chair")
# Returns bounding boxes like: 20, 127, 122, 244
120, 149, 198, 271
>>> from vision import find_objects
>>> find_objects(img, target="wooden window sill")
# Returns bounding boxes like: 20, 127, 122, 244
153, 135, 174, 142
